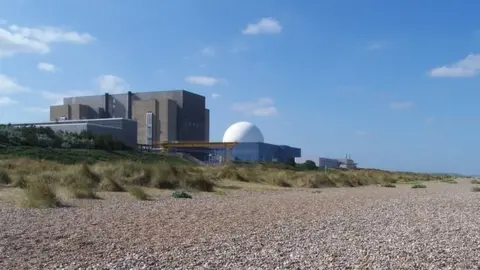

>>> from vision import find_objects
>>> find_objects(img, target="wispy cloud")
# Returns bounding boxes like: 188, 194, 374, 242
0, 96, 17, 105
97, 75, 129, 94
0, 74, 29, 93
232, 97, 279, 117
367, 41, 387, 50
211, 93, 221, 99
201, 46, 215, 56
390, 101, 414, 110
242, 17, 282, 35
185, 75, 220, 86
429, 54, 480, 77
37, 62, 56, 72
355, 130, 370, 136
0, 24, 94, 58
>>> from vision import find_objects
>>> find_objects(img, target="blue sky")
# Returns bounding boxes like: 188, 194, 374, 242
1, 0, 480, 174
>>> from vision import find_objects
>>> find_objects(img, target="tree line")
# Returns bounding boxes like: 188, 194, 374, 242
0, 124, 130, 151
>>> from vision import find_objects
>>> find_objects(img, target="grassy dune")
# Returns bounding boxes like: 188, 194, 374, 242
0, 157, 457, 208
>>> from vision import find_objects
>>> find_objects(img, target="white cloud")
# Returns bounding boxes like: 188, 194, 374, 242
37, 62, 56, 72
185, 75, 219, 86
0, 74, 28, 93
429, 54, 480, 77
367, 42, 386, 50
97, 75, 129, 94
355, 130, 369, 136
242, 17, 282, 35
42, 90, 94, 105
0, 24, 94, 57
390, 101, 414, 110
0, 96, 17, 105
232, 97, 279, 117
201, 46, 215, 56
24, 107, 49, 113
211, 93, 221, 99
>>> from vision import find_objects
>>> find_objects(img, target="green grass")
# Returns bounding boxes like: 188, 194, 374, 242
0, 146, 190, 165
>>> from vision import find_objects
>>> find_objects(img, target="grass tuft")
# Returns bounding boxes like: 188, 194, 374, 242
470, 179, 480, 184
412, 183, 427, 189
99, 177, 125, 192
0, 169, 12, 184
471, 186, 480, 192
68, 185, 98, 199
127, 186, 149, 200
381, 183, 396, 188
23, 180, 60, 208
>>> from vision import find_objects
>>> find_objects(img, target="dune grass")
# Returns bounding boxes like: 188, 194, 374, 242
23, 180, 61, 208
0, 157, 456, 207
412, 183, 427, 189
127, 186, 149, 200
471, 179, 480, 184
471, 186, 480, 192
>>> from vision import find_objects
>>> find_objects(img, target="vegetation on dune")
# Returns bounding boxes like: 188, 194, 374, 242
471, 186, 480, 192
412, 184, 427, 189
23, 180, 61, 208
127, 186, 149, 200
382, 183, 396, 188
471, 179, 480, 184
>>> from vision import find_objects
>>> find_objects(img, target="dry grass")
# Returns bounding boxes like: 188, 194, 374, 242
0, 157, 455, 206
127, 186, 149, 200
471, 186, 480, 192
470, 179, 480, 184
23, 180, 61, 208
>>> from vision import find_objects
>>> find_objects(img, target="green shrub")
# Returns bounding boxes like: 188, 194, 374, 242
412, 184, 427, 189
127, 186, 149, 200
382, 183, 396, 188
24, 180, 60, 208
172, 191, 192, 199
471, 186, 480, 192
470, 179, 480, 184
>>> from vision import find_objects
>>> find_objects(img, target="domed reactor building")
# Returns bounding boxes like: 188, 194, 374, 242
161, 121, 301, 164
214, 121, 301, 164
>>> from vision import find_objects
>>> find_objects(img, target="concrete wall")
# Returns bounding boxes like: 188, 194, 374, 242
204, 109, 210, 142
132, 99, 157, 145
50, 89, 210, 143
50, 104, 70, 121
30, 118, 138, 146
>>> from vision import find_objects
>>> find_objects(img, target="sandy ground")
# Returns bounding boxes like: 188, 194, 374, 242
0, 179, 479, 269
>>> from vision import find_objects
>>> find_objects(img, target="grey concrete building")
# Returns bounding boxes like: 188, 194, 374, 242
49, 90, 210, 145
11, 118, 138, 146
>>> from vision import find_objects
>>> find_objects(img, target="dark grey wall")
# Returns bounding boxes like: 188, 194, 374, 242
179, 91, 207, 141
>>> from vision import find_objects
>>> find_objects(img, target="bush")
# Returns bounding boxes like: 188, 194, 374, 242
172, 191, 192, 199
128, 186, 149, 200
471, 186, 480, 192
470, 179, 480, 184
382, 183, 396, 188
412, 184, 427, 189
304, 160, 317, 171
24, 180, 60, 208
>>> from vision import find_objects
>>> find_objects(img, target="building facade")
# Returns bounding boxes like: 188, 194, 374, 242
207, 142, 301, 163
49, 90, 210, 145
295, 156, 358, 169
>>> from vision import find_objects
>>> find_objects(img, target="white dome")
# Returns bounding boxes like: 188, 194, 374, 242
222, 121, 264, 143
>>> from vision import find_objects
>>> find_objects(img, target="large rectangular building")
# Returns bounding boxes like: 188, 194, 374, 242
49, 90, 210, 145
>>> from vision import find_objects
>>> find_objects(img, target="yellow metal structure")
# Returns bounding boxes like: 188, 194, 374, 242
158, 141, 238, 163
159, 141, 238, 149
